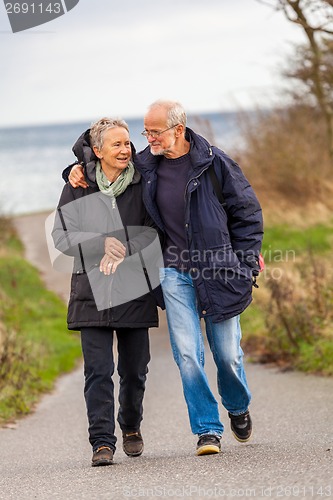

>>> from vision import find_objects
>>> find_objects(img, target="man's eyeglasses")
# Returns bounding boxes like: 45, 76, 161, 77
141, 124, 178, 138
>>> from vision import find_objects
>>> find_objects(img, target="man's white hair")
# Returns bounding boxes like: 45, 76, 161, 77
147, 100, 187, 128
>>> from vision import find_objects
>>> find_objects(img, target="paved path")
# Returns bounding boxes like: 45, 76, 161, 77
0, 212, 332, 499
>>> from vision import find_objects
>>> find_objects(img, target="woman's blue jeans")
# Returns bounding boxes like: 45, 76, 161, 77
160, 268, 251, 437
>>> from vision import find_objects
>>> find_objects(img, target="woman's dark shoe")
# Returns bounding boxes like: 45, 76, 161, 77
228, 410, 252, 442
122, 431, 144, 457
91, 446, 113, 466
196, 434, 221, 456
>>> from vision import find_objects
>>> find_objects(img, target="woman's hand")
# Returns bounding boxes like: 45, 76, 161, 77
99, 253, 124, 275
100, 238, 126, 275
105, 237, 126, 259
69, 164, 89, 188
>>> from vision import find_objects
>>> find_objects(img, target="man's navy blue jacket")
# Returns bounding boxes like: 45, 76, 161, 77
134, 128, 264, 322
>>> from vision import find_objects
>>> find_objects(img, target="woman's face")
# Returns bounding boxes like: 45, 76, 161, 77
94, 127, 131, 171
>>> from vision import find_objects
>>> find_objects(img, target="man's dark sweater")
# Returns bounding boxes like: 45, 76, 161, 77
155, 153, 192, 271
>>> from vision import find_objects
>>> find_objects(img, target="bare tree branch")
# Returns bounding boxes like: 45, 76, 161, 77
256, 0, 333, 161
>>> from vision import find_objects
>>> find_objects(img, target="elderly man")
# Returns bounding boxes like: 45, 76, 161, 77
66, 100, 263, 456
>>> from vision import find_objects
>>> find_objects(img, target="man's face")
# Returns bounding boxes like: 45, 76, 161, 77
143, 108, 177, 156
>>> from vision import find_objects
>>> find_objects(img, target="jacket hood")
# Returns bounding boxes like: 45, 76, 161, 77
72, 129, 139, 186
134, 127, 214, 177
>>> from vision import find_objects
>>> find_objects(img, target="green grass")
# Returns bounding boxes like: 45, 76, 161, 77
0, 227, 81, 424
296, 339, 333, 376
242, 302, 266, 339
262, 223, 333, 261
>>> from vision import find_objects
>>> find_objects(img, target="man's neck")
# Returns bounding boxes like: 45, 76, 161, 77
163, 138, 190, 159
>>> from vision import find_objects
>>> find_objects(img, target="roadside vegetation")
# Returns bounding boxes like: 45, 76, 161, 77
236, 103, 333, 375
241, 222, 333, 375
235, 0, 333, 375
0, 215, 81, 425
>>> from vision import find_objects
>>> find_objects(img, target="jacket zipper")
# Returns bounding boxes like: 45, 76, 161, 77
184, 161, 212, 252
184, 154, 214, 315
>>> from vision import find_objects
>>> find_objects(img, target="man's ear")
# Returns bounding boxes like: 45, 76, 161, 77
175, 124, 185, 137
93, 145, 103, 159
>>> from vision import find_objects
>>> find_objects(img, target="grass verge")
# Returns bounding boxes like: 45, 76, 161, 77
262, 223, 333, 260
242, 220, 333, 376
0, 216, 81, 425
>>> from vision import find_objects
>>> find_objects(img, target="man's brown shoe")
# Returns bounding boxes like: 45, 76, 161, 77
91, 446, 113, 466
122, 431, 144, 457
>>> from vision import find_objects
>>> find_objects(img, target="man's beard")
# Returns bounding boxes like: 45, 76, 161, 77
150, 137, 176, 156
150, 149, 165, 156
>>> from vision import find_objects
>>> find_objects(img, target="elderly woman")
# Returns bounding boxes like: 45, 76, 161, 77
52, 118, 162, 467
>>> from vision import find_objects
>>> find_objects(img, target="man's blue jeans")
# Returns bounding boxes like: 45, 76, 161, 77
160, 267, 251, 437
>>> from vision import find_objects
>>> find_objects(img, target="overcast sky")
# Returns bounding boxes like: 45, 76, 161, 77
0, 0, 306, 127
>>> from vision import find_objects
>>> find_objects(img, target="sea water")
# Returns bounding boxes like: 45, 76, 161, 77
0, 111, 241, 216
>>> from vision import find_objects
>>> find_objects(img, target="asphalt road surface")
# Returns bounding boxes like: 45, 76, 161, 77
0, 212, 332, 500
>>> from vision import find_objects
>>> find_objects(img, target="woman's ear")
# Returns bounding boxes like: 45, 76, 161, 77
93, 145, 103, 159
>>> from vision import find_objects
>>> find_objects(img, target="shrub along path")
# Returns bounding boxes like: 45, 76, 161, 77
0, 212, 332, 500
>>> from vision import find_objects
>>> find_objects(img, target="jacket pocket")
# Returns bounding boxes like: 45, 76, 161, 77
205, 245, 253, 286
207, 245, 240, 269
70, 271, 94, 301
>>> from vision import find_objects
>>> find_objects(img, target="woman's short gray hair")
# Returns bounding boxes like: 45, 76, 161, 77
90, 117, 129, 151
148, 100, 187, 128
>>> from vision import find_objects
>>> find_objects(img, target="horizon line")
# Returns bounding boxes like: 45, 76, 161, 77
0, 107, 264, 131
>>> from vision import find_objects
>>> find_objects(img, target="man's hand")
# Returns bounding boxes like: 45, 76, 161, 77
69, 164, 89, 188
105, 237, 126, 259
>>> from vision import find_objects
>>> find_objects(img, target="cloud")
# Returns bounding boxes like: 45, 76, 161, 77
0, 0, 305, 126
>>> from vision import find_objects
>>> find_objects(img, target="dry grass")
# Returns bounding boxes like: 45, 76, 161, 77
0, 319, 6, 359
230, 105, 333, 374
234, 105, 333, 227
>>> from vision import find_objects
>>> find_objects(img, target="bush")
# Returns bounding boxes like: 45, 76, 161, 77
0, 216, 81, 424
235, 105, 333, 212
261, 252, 333, 374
